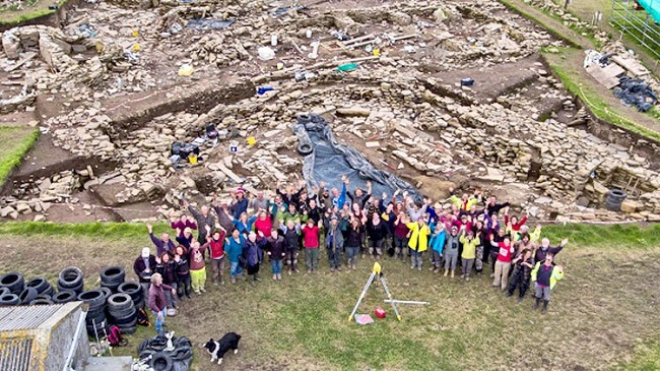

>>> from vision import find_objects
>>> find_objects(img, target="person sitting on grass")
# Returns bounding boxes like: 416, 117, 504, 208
148, 272, 176, 334
531, 253, 564, 314
147, 224, 175, 256
266, 229, 286, 281
189, 241, 206, 294
225, 228, 246, 284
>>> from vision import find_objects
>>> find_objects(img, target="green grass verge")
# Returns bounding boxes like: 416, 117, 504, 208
2, 221, 660, 249
0, 127, 39, 186
499, 0, 585, 49
543, 47, 660, 141
0, 0, 67, 26
615, 341, 660, 370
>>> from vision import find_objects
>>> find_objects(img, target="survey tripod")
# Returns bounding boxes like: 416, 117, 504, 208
348, 262, 402, 322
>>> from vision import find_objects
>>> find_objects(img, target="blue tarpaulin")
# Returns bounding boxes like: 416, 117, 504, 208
637, 0, 660, 24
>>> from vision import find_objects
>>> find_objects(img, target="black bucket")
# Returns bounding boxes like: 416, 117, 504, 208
605, 189, 627, 211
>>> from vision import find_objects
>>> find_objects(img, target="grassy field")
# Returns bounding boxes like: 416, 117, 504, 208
0, 127, 39, 186
0, 0, 66, 26
1, 222, 660, 370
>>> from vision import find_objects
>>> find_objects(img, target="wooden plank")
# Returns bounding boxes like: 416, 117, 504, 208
601, 63, 625, 79
586, 64, 620, 89
217, 163, 244, 183
612, 55, 649, 77
4, 52, 36, 72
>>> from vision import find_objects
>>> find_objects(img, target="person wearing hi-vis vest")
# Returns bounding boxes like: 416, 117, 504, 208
489, 235, 515, 290
531, 254, 564, 315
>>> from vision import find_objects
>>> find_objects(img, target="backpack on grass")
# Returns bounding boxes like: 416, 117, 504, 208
137, 307, 150, 327
107, 325, 126, 347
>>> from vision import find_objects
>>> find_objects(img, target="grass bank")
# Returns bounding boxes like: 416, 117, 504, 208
543, 47, 660, 141
0, 127, 39, 186
0, 0, 66, 26
1, 222, 660, 370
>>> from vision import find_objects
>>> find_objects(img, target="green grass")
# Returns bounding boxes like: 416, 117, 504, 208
2, 221, 660, 249
617, 341, 660, 370
499, 0, 584, 48
543, 47, 660, 141
2, 222, 660, 370
0, 127, 39, 186
0, 0, 66, 26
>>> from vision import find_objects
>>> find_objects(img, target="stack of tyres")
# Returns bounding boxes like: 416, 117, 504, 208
118, 282, 145, 309
58, 267, 84, 295
52, 290, 77, 304
107, 293, 138, 334
0, 272, 25, 307
100, 266, 126, 293
78, 289, 108, 336
25, 277, 56, 305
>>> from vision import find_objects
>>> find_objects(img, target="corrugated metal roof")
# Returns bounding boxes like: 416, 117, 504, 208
0, 305, 65, 331
0, 337, 32, 371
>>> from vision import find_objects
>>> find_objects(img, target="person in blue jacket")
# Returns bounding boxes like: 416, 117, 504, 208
224, 229, 246, 284
429, 221, 446, 273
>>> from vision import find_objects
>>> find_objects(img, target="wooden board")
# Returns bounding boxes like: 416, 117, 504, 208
586, 64, 620, 89
612, 55, 650, 77
601, 63, 626, 79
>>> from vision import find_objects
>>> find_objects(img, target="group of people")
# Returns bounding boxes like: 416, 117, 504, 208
134, 178, 568, 331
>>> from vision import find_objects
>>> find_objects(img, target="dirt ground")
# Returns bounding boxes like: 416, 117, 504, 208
3, 232, 660, 370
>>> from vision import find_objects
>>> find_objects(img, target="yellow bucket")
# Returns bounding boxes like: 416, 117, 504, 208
373, 48, 380, 57
188, 153, 198, 164
132, 29, 139, 38
247, 136, 256, 146
133, 44, 141, 52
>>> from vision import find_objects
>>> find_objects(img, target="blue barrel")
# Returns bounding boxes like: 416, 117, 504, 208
605, 189, 627, 211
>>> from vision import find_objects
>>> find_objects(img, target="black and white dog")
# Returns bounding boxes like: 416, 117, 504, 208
203, 332, 242, 365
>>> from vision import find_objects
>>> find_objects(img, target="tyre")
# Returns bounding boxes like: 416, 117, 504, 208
98, 287, 112, 301
109, 305, 136, 320
297, 114, 312, 124
26, 277, 49, 294
19, 287, 39, 305
101, 280, 122, 293
77, 289, 105, 308
35, 294, 52, 301
58, 281, 83, 295
0, 272, 24, 294
30, 299, 54, 305
86, 310, 106, 326
0, 294, 20, 306
58, 267, 83, 290
107, 293, 133, 311
297, 143, 313, 156
149, 353, 174, 371
119, 324, 137, 334
110, 308, 137, 325
100, 266, 125, 285
0, 287, 9, 297
42, 284, 55, 297
118, 282, 142, 303
52, 291, 76, 304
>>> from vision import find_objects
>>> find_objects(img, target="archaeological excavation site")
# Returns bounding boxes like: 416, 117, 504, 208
1, 0, 659, 224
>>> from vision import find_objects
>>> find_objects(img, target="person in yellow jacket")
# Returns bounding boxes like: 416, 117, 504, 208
449, 192, 480, 212
459, 226, 480, 281
406, 217, 431, 271
531, 253, 564, 314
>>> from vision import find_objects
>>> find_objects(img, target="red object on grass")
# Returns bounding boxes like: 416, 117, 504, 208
374, 307, 386, 319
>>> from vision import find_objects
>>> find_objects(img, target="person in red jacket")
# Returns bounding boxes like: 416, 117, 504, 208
504, 208, 528, 233
254, 210, 273, 238
489, 235, 515, 290
301, 218, 322, 273
201, 228, 227, 285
